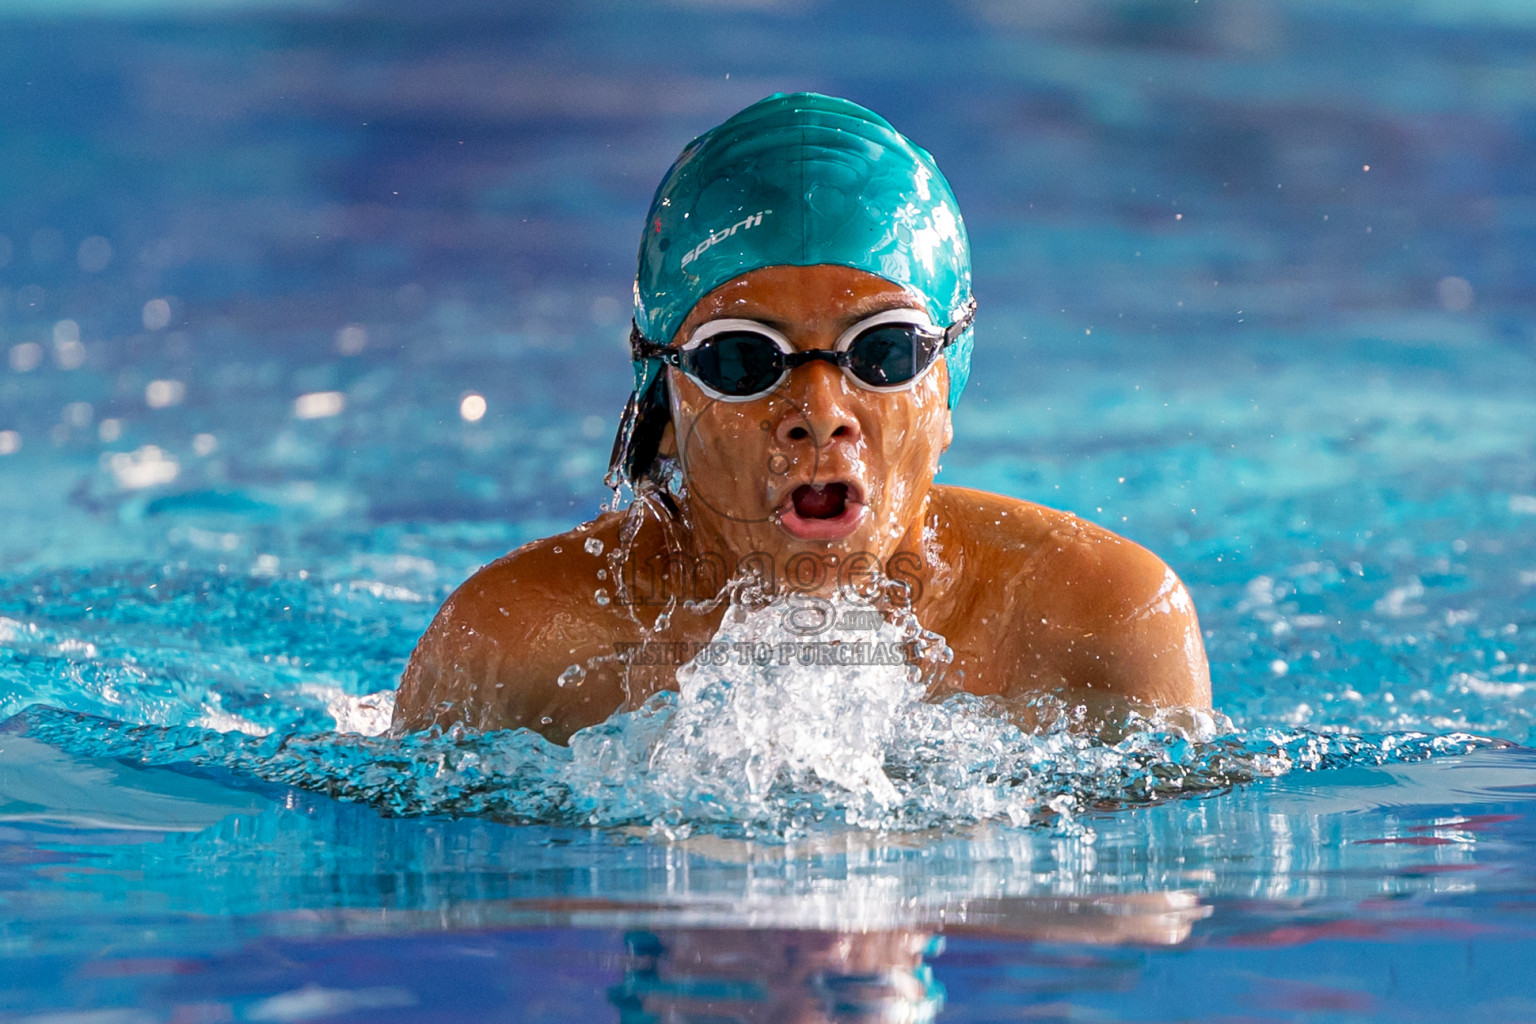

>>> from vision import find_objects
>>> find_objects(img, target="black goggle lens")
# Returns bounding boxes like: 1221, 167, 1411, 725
686, 331, 786, 397
844, 323, 936, 387
683, 321, 944, 398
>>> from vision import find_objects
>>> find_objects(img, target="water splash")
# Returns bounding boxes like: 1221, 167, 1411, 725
567, 595, 944, 831
8, 590, 1502, 841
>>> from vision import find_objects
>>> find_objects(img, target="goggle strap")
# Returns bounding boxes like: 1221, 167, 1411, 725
631, 323, 680, 366
944, 296, 977, 348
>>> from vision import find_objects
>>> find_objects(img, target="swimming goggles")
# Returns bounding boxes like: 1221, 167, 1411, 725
631, 298, 976, 403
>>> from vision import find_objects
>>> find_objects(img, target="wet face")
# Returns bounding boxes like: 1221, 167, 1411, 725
660, 264, 954, 581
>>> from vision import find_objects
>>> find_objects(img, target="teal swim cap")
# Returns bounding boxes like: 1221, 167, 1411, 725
609, 92, 975, 487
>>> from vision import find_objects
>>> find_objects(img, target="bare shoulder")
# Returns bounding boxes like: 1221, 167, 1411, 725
932, 485, 1211, 709
391, 510, 635, 738
932, 484, 1169, 591
445, 512, 629, 632
425, 508, 635, 648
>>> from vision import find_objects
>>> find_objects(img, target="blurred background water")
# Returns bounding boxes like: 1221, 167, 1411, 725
2, 0, 1536, 1021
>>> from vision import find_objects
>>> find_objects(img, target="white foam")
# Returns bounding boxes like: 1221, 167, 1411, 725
566, 594, 1043, 834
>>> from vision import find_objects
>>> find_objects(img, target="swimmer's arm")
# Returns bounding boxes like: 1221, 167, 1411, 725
1023, 530, 1212, 712
391, 551, 626, 743
1082, 557, 1212, 710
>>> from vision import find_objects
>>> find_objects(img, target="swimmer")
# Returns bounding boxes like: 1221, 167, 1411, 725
393, 93, 1211, 743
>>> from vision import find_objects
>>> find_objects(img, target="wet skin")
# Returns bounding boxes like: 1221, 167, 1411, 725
393, 265, 1212, 743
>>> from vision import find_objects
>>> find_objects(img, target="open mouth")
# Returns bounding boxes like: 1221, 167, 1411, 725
776, 480, 865, 540
793, 482, 850, 519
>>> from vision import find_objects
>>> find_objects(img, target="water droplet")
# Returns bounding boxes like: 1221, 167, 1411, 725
459, 393, 487, 422
594, 588, 610, 606
584, 537, 604, 556
558, 664, 586, 688
142, 298, 172, 331
335, 323, 367, 355
77, 236, 112, 273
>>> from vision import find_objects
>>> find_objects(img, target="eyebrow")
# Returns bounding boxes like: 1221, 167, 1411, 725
842, 293, 925, 322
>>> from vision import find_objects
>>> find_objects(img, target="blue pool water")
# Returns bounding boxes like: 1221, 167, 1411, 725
3, 0, 1536, 1019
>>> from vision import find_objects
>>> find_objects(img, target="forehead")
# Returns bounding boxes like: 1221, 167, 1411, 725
676, 264, 928, 339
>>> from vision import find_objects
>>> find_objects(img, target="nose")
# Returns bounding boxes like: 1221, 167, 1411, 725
774, 360, 862, 448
